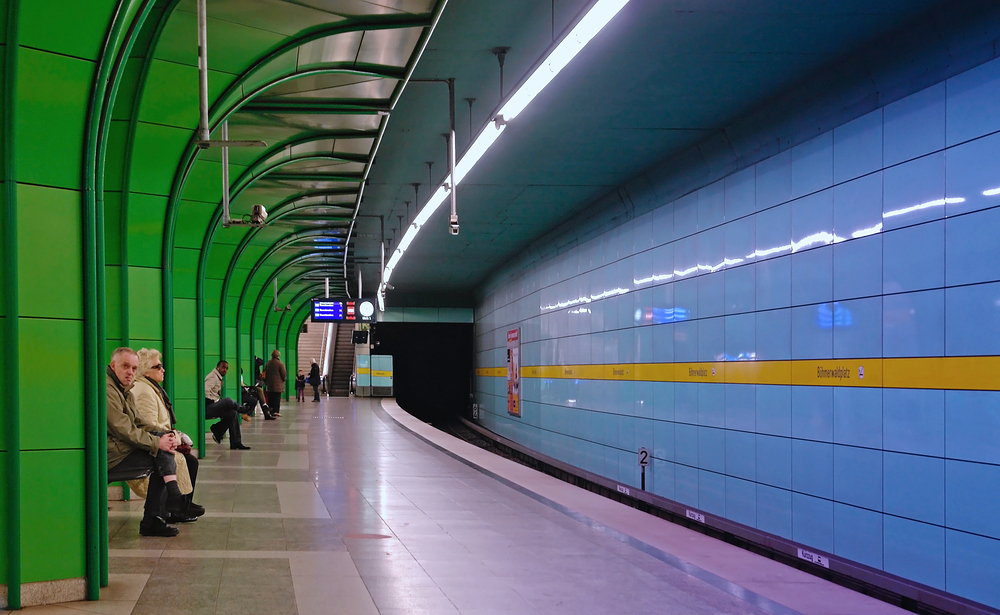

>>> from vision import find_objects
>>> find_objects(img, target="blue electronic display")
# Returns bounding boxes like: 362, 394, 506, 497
311, 298, 376, 322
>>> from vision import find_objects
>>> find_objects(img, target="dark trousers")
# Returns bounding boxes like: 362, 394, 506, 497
206, 397, 243, 446
266, 391, 281, 414
111, 448, 177, 519
312, 383, 320, 400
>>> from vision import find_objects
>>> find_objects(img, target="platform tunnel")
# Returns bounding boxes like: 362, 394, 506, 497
0, 0, 999, 612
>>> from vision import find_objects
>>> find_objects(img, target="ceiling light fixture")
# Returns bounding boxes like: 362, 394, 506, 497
378, 0, 630, 305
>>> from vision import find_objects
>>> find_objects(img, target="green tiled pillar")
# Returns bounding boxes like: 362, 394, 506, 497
1, 0, 119, 607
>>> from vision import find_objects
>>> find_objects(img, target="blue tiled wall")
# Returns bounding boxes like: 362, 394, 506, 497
474, 57, 1000, 608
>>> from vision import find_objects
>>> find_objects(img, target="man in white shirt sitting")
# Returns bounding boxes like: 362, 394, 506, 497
204, 360, 250, 450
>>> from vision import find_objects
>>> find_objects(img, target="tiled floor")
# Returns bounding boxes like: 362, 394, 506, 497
6, 397, 910, 614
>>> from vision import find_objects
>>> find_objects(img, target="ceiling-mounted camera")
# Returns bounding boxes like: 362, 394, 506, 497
251, 204, 268, 226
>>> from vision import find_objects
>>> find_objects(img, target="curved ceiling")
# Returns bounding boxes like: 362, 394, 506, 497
106, 0, 955, 371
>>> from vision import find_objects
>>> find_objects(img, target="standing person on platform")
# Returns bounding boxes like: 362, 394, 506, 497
204, 360, 250, 450
107, 347, 204, 537
295, 369, 306, 402
263, 349, 287, 418
309, 360, 321, 402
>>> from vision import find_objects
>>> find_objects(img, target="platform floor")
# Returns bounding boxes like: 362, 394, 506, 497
5, 396, 909, 615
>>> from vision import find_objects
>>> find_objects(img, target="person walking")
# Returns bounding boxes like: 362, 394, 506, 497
309, 361, 321, 401
263, 349, 287, 417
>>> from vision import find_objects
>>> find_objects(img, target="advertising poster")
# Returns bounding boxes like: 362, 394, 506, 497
507, 328, 521, 417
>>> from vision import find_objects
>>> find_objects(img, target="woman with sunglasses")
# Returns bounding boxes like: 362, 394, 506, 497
129, 348, 203, 523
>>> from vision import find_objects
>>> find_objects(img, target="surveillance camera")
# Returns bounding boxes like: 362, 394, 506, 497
251, 204, 268, 225
448, 214, 459, 236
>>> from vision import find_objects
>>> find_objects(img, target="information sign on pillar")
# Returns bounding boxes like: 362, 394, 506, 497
507, 328, 520, 417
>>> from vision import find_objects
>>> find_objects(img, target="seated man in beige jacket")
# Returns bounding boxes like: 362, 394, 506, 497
107, 347, 204, 537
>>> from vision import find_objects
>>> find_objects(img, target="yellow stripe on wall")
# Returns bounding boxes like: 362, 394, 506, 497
372, 370, 393, 378
474, 356, 1000, 391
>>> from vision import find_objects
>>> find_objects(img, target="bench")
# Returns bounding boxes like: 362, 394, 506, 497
107, 467, 152, 502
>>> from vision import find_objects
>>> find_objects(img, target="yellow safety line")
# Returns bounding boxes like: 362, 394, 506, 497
476, 357, 1000, 390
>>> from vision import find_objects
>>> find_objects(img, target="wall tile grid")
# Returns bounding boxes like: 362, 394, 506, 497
474, 57, 1000, 608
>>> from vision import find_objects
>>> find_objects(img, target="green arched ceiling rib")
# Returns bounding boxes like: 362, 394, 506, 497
263, 274, 340, 357
180, 2, 447, 410
235, 251, 345, 377
204, 195, 354, 373
247, 256, 350, 366
246, 249, 349, 349
85, 0, 162, 595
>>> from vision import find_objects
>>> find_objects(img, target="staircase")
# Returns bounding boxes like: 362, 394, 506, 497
329, 324, 355, 397
297, 318, 326, 378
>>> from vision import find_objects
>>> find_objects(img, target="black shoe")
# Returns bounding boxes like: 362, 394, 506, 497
183, 501, 206, 517
165, 493, 188, 516
264, 415, 277, 420
139, 516, 179, 537
166, 512, 198, 523
231, 444, 251, 450
210, 424, 224, 444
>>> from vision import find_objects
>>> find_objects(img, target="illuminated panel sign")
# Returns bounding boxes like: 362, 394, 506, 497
311, 298, 376, 322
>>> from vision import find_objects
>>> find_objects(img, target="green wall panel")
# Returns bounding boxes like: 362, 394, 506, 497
19, 319, 85, 450
17, 184, 83, 319
171, 398, 196, 436
183, 157, 240, 206
223, 326, 237, 398
172, 247, 199, 298
172, 348, 197, 401
126, 192, 168, 267
104, 191, 123, 266
111, 58, 144, 121
205, 316, 220, 355
174, 199, 216, 249
173, 297, 197, 348
21, 0, 117, 61
16, 48, 91, 190
127, 266, 163, 341
20, 450, 86, 582
104, 120, 130, 192
204, 278, 223, 315
206, 243, 238, 280
105, 265, 122, 341
129, 122, 188, 197
104, 340, 120, 363
154, 9, 287, 74
139, 60, 226, 129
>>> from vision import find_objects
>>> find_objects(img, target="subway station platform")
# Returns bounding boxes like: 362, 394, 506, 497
5, 398, 908, 615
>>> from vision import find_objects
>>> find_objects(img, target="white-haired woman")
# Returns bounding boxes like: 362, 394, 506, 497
129, 348, 202, 522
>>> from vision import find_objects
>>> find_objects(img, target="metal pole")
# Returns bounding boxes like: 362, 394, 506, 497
196, 0, 210, 142
325, 277, 329, 298
221, 121, 230, 224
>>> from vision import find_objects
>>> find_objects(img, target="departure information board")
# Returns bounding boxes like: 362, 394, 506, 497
312, 298, 376, 322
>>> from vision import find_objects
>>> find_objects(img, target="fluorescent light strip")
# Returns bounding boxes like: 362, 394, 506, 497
378, 0, 631, 306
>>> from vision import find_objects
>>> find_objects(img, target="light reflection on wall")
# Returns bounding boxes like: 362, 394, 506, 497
634, 307, 689, 324
816, 302, 853, 329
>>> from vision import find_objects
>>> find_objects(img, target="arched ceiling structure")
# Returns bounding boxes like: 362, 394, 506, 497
93, 0, 960, 410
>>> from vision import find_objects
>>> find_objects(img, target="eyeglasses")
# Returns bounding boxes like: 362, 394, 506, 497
152, 364, 164, 370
